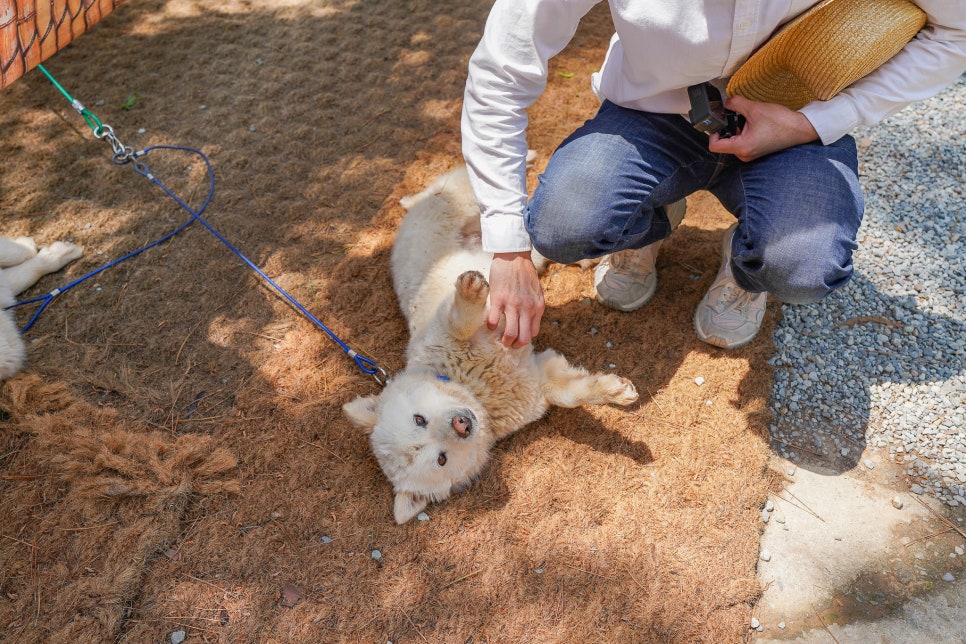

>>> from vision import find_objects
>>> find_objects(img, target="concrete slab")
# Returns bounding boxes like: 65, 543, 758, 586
752, 453, 966, 642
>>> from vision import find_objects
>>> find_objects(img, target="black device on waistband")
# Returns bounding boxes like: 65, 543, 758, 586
687, 82, 745, 139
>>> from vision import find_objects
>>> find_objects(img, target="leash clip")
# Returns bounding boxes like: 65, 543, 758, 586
372, 367, 390, 387
94, 124, 137, 164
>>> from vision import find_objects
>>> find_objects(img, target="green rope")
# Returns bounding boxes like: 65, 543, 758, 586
36, 63, 104, 135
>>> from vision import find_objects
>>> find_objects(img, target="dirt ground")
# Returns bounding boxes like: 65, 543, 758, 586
0, 1, 780, 641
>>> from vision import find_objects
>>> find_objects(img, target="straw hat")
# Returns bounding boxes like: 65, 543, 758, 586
726, 0, 926, 110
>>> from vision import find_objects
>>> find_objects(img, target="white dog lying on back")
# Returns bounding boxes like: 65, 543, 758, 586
343, 161, 639, 524
0, 236, 83, 379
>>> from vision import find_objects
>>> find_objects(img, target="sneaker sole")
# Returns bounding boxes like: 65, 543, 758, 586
595, 283, 657, 312
692, 323, 759, 349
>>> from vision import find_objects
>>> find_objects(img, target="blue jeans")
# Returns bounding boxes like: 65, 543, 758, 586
525, 100, 864, 304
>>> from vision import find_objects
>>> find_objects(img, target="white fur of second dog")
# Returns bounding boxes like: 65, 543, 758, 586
0, 236, 83, 379
343, 160, 639, 524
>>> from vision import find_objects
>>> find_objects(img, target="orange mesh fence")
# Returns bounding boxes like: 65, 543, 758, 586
1, 0, 126, 89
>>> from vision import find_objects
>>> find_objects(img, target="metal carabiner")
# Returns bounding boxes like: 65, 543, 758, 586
94, 124, 136, 164
371, 366, 390, 387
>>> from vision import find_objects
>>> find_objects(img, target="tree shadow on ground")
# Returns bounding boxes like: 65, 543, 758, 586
766, 271, 966, 476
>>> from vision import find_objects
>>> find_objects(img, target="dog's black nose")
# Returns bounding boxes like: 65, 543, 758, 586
452, 414, 473, 438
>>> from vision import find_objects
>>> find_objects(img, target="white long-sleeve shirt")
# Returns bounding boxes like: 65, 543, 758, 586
461, 0, 966, 254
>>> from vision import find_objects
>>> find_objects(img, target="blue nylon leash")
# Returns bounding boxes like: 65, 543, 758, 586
10, 65, 388, 385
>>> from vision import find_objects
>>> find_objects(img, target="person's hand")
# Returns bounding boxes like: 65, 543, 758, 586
487, 251, 545, 348
708, 95, 819, 161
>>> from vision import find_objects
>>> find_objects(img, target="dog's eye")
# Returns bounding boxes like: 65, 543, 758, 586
413, 414, 427, 427
437, 453, 447, 466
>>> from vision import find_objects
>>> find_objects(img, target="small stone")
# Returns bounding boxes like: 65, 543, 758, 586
321, 536, 332, 544
535, 568, 544, 574
764, 500, 774, 512
694, 376, 705, 386
760, 550, 772, 562
171, 631, 186, 644
892, 496, 904, 509
911, 484, 924, 495
778, 621, 786, 629
371, 550, 383, 561
761, 509, 770, 523
863, 459, 875, 470
417, 512, 430, 521
750, 617, 761, 629
956, 546, 964, 556
137, 128, 146, 134
943, 573, 955, 582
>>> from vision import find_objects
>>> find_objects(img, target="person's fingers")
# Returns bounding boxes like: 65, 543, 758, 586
528, 309, 541, 342
500, 307, 520, 347
511, 313, 532, 348
724, 94, 744, 109
486, 303, 503, 330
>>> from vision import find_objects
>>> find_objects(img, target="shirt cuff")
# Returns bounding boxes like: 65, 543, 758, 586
798, 96, 862, 145
480, 212, 533, 254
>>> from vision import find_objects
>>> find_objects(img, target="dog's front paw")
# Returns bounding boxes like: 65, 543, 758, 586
37, 241, 83, 270
600, 374, 639, 406
456, 270, 489, 305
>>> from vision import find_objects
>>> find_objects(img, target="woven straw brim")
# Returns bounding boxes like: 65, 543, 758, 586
726, 0, 926, 110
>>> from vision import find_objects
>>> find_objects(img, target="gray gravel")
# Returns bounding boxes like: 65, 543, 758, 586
768, 75, 966, 508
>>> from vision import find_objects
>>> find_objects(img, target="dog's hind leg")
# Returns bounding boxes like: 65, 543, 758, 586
2, 241, 83, 296
536, 349, 639, 407
0, 237, 37, 268
448, 270, 489, 340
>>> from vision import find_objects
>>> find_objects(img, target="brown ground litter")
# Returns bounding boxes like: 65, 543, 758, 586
1, 1, 779, 641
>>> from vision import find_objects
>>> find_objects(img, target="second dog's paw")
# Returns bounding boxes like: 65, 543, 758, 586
600, 374, 639, 406
456, 270, 489, 304
37, 241, 84, 270
12, 237, 38, 256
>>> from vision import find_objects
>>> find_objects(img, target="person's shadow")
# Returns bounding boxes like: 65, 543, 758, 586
765, 270, 966, 476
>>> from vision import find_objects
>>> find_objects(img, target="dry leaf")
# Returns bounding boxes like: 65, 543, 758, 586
279, 582, 301, 608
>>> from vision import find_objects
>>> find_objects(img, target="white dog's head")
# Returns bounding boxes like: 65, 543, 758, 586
343, 371, 495, 524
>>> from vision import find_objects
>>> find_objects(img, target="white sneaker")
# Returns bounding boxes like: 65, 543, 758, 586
593, 199, 686, 312
594, 241, 662, 311
693, 222, 767, 349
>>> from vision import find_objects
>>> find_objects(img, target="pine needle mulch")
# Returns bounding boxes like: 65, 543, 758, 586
1, 1, 777, 641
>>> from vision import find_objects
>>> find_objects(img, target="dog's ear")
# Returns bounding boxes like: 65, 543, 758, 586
342, 395, 379, 432
393, 491, 430, 524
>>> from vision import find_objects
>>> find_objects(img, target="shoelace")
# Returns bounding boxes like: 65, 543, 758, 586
608, 245, 657, 276
714, 281, 761, 315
